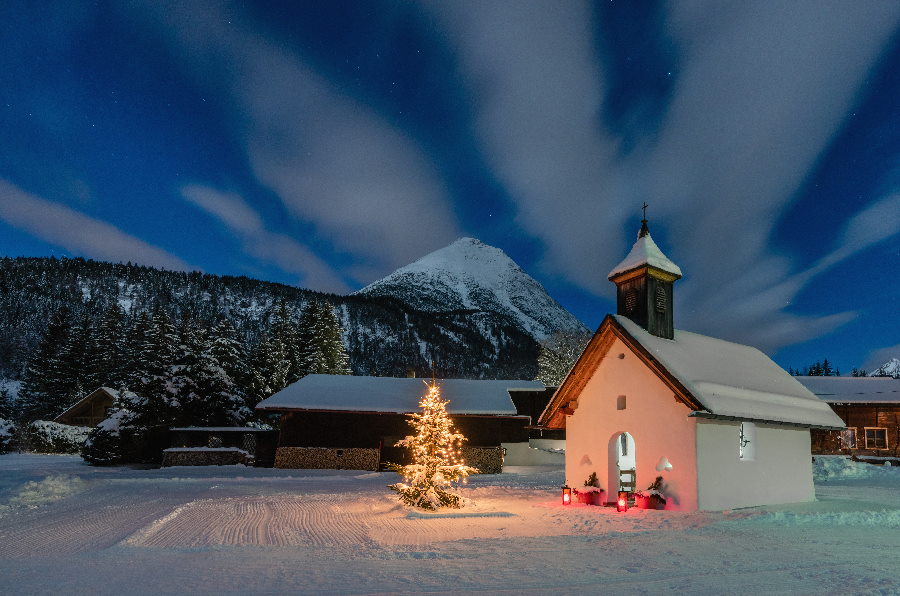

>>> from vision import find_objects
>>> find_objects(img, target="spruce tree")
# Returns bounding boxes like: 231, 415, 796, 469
388, 381, 478, 510
19, 306, 73, 421
91, 304, 124, 387
122, 311, 153, 388
271, 302, 304, 383
208, 318, 248, 387
0, 386, 13, 420
536, 331, 591, 386
299, 300, 351, 376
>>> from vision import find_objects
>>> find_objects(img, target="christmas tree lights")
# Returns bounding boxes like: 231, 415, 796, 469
388, 381, 479, 510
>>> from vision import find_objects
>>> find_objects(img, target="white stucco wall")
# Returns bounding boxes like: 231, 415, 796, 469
501, 440, 565, 466
564, 337, 699, 510
695, 419, 815, 510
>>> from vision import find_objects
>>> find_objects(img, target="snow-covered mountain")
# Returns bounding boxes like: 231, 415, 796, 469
355, 238, 589, 341
869, 358, 900, 378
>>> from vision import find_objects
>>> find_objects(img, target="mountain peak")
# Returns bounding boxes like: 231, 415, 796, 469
869, 357, 900, 378
355, 238, 588, 340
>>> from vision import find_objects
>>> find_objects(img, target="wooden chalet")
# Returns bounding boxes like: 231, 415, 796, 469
538, 217, 844, 511
798, 376, 900, 457
256, 375, 543, 472
54, 387, 122, 427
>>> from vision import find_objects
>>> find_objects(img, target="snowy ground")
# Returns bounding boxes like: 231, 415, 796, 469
1, 455, 900, 595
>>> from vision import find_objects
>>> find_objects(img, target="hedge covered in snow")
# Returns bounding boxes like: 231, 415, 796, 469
24, 420, 91, 454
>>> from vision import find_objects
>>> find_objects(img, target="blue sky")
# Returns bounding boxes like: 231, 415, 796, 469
0, 1, 897, 372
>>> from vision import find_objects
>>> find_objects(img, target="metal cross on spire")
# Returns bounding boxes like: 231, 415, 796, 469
638, 202, 650, 238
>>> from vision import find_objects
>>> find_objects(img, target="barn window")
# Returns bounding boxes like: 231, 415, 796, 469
655, 286, 666, 312
865, 428, 888, 450
840, 428, 857, 449
625, 288, 637, 313
739, 422, 756, 461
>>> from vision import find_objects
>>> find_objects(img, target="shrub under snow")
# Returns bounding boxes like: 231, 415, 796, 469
0, 418, 15, 453
24, 420, 90, 454
81, 409, 129, 465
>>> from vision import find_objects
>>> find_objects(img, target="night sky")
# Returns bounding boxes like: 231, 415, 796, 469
0, 1, 898, 373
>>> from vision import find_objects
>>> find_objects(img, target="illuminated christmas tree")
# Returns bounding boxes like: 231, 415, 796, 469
388, 381, 479, 510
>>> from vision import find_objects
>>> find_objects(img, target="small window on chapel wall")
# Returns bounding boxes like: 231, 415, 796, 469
739, 422, 756, 461
655, 286, 666, 312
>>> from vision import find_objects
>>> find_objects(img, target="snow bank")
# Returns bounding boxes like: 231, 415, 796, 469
735, 509, 900, 528
812, 455, 896, 481
1, 474, 86, 510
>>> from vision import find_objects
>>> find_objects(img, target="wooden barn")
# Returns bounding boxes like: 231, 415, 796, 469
538, 218, 844, 511
54, 387, 123, 427
798, 376, 900, 457
256, 375, 544, 473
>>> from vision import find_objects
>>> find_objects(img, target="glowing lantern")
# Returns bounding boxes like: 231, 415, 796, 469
617, 490, 628, 512
562, 485, 572, 505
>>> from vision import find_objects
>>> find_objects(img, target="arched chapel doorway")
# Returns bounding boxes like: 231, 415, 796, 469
615, 432, 636, 493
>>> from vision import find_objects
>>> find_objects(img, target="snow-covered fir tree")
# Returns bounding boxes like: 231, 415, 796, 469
535, 330, 591, 386
18, 306, 73, 421
90, 303, 125, 388
169, 318, 248, 426
388, 382, 478, 510
0, 386, 14, 420
299, 300, 351, 376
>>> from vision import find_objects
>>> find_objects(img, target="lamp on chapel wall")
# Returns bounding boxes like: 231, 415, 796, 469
617, 490, 628, 512
562, 485, 572, 505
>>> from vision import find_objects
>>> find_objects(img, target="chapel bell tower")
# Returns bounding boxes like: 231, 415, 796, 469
607, 208, 682, 339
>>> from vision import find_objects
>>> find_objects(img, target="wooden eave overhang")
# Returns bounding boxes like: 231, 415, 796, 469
537, 314, 704, 429
688, 411, 844, 431
608, 264, 682, 284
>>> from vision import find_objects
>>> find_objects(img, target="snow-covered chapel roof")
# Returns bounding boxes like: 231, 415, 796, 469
608, 227, 682, 280
256, 374, 543, 416
540, 315, 844, 430
611, 316, 844, 428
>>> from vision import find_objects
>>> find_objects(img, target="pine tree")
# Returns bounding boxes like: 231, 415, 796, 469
535, 331, 591, 386
388, 381, 479, 510
208, 318, 248, 388
121, 311, 153, 388
299, 300, 351, 376
19, 306, 73, 421
130, 310, 179, 429
90, 303, 124, 388
271, 301, 304, 383
822, 358, 833, 377
0, 386, 13, 420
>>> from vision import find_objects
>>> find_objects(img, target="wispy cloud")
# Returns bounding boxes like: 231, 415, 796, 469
181, 184, 350, 293
0, 179, 192, 271
429, 0, 900, 352
132, 1, 461, 279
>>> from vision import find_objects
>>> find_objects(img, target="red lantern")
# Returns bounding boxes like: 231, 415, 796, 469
617, 490, 628, 512
562, 485, 572, 505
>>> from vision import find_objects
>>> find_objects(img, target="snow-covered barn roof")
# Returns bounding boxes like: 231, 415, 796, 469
540, 315, 844, 430
794, 376, 900, 404
608, 230, 682, 280
256, 375, 543, 416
